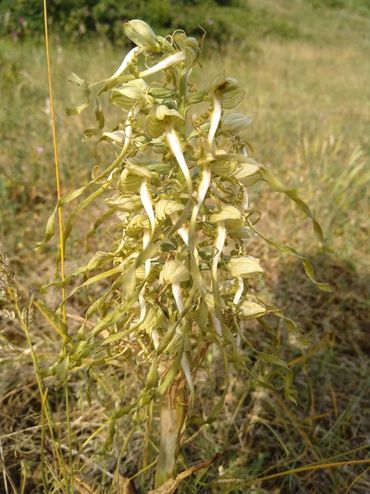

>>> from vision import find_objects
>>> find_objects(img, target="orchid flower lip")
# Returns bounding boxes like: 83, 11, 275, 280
139, 51, 185, 78
208, 96, 222, 148
110, 46, 140, 81
166, 128, 192, 193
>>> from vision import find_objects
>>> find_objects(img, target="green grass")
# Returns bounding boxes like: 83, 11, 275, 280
0, 1, 369, 492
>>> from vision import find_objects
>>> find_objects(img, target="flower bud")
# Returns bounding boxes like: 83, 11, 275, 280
124, 19, 159, 51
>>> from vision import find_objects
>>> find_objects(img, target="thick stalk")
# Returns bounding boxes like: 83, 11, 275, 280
155, 381, 185, 487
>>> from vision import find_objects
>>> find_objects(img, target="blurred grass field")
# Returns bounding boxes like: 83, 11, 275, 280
0, 1, 369, 492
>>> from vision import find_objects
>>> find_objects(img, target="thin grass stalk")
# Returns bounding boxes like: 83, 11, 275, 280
43, 1, 73, 490
40, 389, 48, 492
214, 458, 370, 487
42, 0, 66, 307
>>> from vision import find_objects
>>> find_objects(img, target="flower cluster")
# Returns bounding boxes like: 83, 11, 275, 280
60, 21, 269, 381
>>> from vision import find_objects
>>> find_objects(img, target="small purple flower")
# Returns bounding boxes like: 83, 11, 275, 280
19, 16, 26, 26
36, 146, 45, 154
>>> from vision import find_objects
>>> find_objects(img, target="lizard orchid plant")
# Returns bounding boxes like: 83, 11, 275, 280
38, 19, 329, 489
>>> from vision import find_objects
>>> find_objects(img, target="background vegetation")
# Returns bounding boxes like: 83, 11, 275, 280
0, 0, 369, 492
2, 0, 370, 44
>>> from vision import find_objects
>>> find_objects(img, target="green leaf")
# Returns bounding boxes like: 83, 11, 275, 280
303, 260, 331, 292
256, 351, 289, 369
260, 166, 325, 243
35, 205, 57, 250
86, 209, 115, 241
54, 355, 70, 384
248, 220, 331, 292
80, 265, 123, 288
83, 95, 105, 137
90, 300, 131, 338
59, 186, 87, 205
34, 299, 68, 338
66, 72, 90, 116
158, 350, 183, 395
62, 264, 123, 308
145, 357, 159, 389
43, 251, 111, 289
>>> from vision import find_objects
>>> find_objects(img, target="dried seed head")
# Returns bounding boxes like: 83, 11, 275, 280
0, 247, 15, 299
0, 247, 17, 325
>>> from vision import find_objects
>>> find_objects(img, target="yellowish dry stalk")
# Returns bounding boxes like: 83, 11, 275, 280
156, 380, 186, 487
